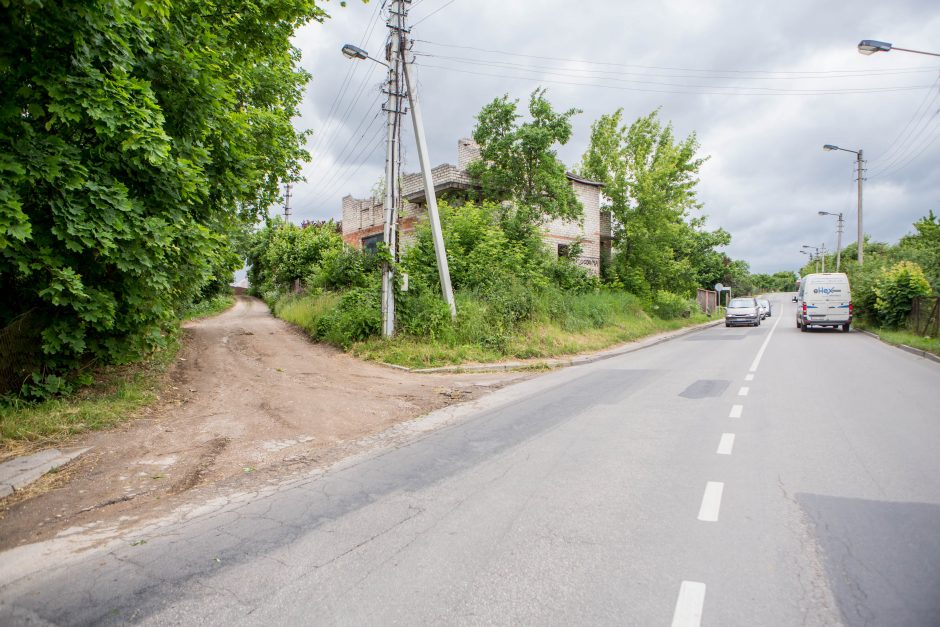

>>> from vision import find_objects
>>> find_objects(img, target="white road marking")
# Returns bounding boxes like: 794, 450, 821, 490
717, 433, 735, 455
745, 374, 754, 381
697, 481, 724, 521
729, 404, 743, 418
738, 386, 749, 396
749, 313, 783, 372
671, 581, 707, 627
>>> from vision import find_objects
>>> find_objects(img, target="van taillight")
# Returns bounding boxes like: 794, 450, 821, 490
849, 302, 853, 314
802, 303, 807, 313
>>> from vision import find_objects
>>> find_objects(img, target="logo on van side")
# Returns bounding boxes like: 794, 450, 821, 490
813, 287, 841, 295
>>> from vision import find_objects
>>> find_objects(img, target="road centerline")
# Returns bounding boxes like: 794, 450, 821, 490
749, 313, 783, 373
717, 433, 735, 455
697, 481, 724, 522
671, 581, 706, 627
729, 404, 743, 418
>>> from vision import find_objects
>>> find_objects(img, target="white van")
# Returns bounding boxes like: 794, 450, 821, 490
796, 273, 852, 332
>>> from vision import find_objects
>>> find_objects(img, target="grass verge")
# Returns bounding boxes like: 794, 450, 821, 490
858, 324, 940, 357
274, 289, 713, 369
182, 293, 235, 320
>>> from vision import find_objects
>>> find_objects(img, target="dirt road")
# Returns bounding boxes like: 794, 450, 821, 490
0, 296, 526, 549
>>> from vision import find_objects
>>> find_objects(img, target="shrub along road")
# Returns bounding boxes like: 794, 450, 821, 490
0, 296, 527, 550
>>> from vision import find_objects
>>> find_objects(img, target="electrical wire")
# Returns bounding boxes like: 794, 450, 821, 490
866, 82, 940, 174
412, 0, 459, 27
299, 115, 386, 211
415, 51, 934, 82
414, 61, 937, 97
414, 52, 932, 93
869, 111, 940, 179
308, 1, 384, 155
415, 38, 939, 77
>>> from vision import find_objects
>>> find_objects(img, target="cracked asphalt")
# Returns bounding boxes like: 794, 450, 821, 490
1, 296, 939, 625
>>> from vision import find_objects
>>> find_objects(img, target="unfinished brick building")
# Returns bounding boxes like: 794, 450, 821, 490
341, 139, 610, 275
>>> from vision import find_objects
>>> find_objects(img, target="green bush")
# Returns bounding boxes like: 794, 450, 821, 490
318, 286, 382, 347
308, 246, 379, 291
873, 261, 931, 328
397, 282, 452, 339
650, 290, 695, 320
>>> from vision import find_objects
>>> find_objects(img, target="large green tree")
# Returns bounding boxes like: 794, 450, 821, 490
468, 89, 582, 238
0, 0, 325, 391
579, 108, 724, 297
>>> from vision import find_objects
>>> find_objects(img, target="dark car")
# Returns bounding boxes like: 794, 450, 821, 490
725, 297, 761, 327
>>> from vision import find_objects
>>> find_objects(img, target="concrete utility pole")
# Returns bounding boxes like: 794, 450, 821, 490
835, 213, 843, 271
380, 2, 405, 338
856, 149, 864, 266
283, 183, 292, 224
402, 35, 456, 318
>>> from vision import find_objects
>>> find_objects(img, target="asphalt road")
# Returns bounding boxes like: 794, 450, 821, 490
2, 294, 939, 626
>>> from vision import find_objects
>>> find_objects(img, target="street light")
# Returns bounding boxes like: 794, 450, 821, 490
858, 39, 940, 58
818, 211, 844, 271
822, 144, 864, 265
341, 43, 370, 61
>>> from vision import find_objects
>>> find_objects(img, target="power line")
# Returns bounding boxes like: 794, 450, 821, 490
867, 79, 940, 172
414, 61, 937, 97
869, 111, 940, 179
416, 51, 934, 82
415, 38, 938, 77
298, 125, 387, 213
414, 52, 932, 93
411, 0, 459, 27
308, 1, 384, 155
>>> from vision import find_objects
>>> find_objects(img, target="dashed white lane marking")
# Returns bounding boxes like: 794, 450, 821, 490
717, 433, 735, 455
738, 386, 749, 396
697, 481, 725, 521
745, 373, 754, 381
671, 581, 706, 627
729, 404, 743, 418
749, 313, 783, 372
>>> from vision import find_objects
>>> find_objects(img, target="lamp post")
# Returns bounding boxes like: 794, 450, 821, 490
858, 40, 940, 58
799, 250, 816, 273
823, 144, 864, 265
818, 211, 844, 271
802, 245, 825, 272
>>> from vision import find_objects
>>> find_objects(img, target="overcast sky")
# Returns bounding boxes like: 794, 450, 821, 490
285, 0, 940, 274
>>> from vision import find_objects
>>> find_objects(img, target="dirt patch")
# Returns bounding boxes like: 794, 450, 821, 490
0, 296, 528, 550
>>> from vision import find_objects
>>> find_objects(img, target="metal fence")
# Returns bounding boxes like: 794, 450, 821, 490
697, 289, 718, 315
0, 310, 42, 395
909, 296, 940, 337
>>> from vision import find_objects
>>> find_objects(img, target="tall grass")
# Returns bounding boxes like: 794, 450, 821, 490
274, 288, 708, 369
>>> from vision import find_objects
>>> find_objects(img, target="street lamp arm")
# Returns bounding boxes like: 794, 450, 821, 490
891, 46, 940, 58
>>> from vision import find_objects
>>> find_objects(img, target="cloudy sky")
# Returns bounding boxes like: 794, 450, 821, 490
285, 0, 940, 274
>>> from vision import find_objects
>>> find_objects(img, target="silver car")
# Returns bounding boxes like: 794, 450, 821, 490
757, 297, 772, 319
725, 297, 761, 327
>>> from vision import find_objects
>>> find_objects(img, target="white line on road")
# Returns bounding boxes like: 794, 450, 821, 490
697, 481, 724, 521
738, 386, 749, 396
717, 433, 735, 455
745, 373, 754, 381
749, 313, 783, 373
729, 404, 743, 418
671, 581, 706, 627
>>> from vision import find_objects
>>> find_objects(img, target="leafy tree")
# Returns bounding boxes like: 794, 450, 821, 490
467, 89, 583, 234
579, 108, 722, 297
0, 0, 325, 392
